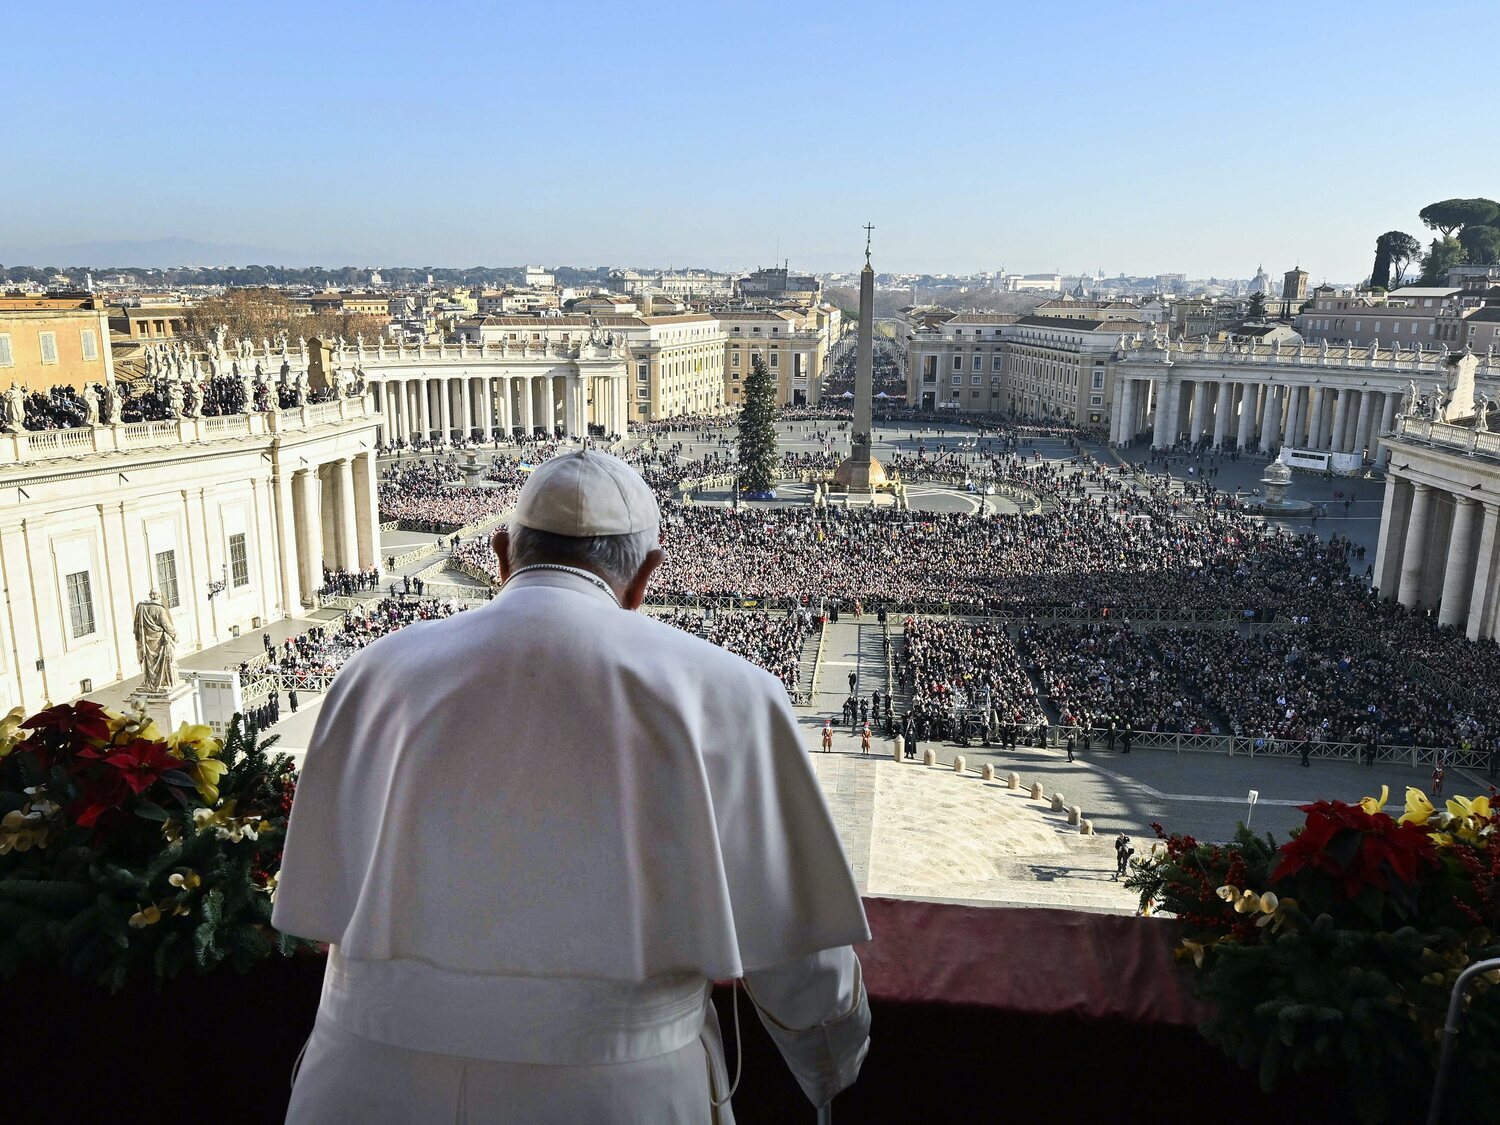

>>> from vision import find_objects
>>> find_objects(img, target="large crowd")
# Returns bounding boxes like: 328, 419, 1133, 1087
19, 374, 322, 431
653, 608, 814, 691
240, 598, 469, 690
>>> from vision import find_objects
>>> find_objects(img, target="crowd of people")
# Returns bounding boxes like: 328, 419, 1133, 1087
317, 566, 383, 599
653, 607, 814, 692
240, 598, 469, 692
900, 619, 1046, 740
19, 373, 312, 431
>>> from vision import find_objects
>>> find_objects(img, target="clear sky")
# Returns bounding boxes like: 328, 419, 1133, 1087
8, 0, 1497, 279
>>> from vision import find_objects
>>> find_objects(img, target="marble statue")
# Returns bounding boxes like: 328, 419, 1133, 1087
82, 383, 100, 425
102, 382, 122, 425
1406, 380, 1420, 411
2, 382, 26, 432
213, 324, 229, 359
241, 371, 255, 411
132, 591, 178, 692
1477, 395, 1491, 433
295, 370, 311, 405
183, 384, 201, 418
167, 381, 185, 418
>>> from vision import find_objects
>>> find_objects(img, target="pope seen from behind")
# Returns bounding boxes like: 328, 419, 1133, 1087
273, 448, 872, 1123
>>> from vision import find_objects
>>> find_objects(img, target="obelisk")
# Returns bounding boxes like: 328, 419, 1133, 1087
848, 223, 876, 492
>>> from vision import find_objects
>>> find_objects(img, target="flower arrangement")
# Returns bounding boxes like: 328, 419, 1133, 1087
1127, 786, 1499, 1122
0, 700, 311, 992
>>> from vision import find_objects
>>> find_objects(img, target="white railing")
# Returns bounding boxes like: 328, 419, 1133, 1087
1115, 336, 1498, 378
1396, 416, 1500, 457
1, 399, 371, 466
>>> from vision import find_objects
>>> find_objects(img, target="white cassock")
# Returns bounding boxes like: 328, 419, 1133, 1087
273, 568, 871, 1123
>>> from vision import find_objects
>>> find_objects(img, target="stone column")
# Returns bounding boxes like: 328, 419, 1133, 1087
1109, 377, 1127, 443
1373, 477, 1409, 596
333, 458, 359, 572
1281, 386, 1300, 447
563, 374, 579, 437
1353, 390, 1376, 459
519, 377, 534, 433
1119, 377, 1137, 443
1330, 389, 1351, 454
1376, 393, 1399, 467
1188, 381, 1209, 443
1305, 388, 1325, 450
480, 377, 494, 439
354, 452, 377, 569
498, 377, 511, 434
1437, 497, 1481, 627
1152, 378, 1172, 448
460, 376, 474, 440
1260, 385, 1283, 453
1397, 483, 1434, 607
417, 378, 431, 441
290, 468, 322, 608
1211, 383, 1232, 449
438, 377, 453, 442
1467, 502, 1500, 640
1236, 382, 1256, 450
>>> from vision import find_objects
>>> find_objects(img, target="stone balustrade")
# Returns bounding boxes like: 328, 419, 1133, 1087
0, 397, 371, 467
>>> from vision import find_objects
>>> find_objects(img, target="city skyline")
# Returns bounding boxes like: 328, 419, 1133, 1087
8, 0, 1498, 280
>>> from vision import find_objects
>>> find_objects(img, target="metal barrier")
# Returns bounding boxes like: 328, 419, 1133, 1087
1054, 726, 1491, 771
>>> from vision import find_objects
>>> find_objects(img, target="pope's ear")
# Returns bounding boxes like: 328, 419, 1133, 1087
623, 548, 666, 611
493, 529, 512, 582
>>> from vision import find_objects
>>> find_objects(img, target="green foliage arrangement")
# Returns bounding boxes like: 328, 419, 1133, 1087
1127, 787, 1500, 1122
0, 702, 311, 992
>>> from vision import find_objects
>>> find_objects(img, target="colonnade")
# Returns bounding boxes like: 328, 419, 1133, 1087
1114, 373, 1401, 464
367, 371, 628, 444
285, 451, 379, 607
1374, 475, 1500, 641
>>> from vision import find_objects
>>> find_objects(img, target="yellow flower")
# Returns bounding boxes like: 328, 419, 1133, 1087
168, 871, 201, 890
1446, 794, 1492, 822
106, 708, 161, 743
1359, 785, 1390, 817
186, 757, 228, 805
1400, 788, 1435, 827
167, 722, 218, 758
0, 808, 49, 854
1215, 885, 1239, 903
128, 904, 162, 929
0, 706, 26, 758
1234, 889, 1261, 914
1178, 939, 1212, 968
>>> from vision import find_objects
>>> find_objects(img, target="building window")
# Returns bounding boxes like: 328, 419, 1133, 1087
228, 533, 250, 588
769, 353, 778, 368
952, 374, 962, 385
39, 332, 58, 364
952, 355, 963, 370
731, 353, 740, 367
992, 355, 1002, 370
80, 328, 99, 361
154, 550, 181, 608
1091, 394, 1104, 406
973, 355, 983, 370
1092, 371, 1105, 389
0, 334, 11, 366
971, 375, 981, 385
65, 570, 96, 638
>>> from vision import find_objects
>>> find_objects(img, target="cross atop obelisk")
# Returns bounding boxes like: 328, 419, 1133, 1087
863, 222, 874, 265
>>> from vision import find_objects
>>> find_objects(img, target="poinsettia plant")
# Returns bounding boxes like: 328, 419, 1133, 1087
1128, 787, 1500, 1123
0, 701, 312, 992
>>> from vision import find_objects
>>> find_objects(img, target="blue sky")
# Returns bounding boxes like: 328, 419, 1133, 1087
7, 0, 1497, 279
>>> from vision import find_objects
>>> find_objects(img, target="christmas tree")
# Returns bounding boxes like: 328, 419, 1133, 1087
737, 353, 778, 494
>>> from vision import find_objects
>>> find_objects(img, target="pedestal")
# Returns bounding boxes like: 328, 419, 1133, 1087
129, 682, 198, 732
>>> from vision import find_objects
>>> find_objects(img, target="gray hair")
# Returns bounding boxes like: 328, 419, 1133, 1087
507, 523, 657, 589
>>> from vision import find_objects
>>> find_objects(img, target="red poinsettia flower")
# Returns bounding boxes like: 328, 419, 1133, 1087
1272, 799, 1438, 901
23, 701, 112, 745
71, 773, 130, 828
93, 737, 183, 796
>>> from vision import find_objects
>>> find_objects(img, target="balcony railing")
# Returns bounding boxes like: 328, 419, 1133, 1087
0, 398, 371, 467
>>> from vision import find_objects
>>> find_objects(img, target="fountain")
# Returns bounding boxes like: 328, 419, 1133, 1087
1255, 455, 1313, 517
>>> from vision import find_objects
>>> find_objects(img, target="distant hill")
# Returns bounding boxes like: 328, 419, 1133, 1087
0, 237, 357, 269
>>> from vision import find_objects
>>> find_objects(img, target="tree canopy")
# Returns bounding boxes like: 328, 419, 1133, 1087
1418, 198, 1499, 239
1371, 231, 1421, 289
1419, 237, 1467, 285
182, 288, 385, 347
1457, 224, 1500, 265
